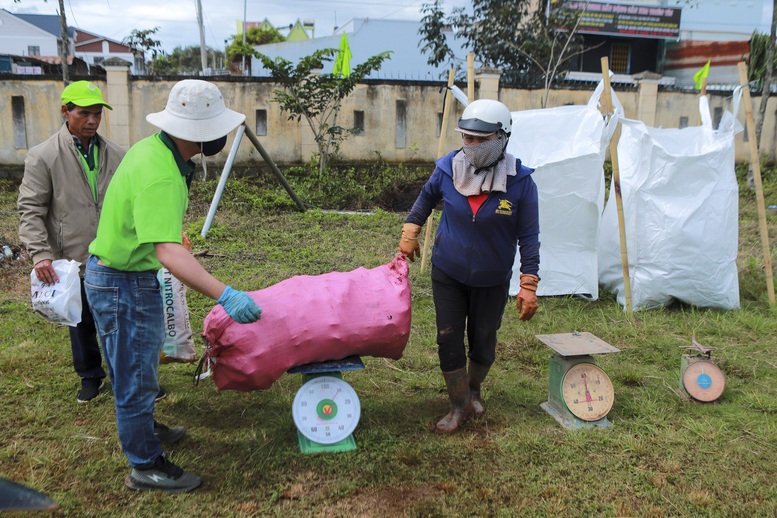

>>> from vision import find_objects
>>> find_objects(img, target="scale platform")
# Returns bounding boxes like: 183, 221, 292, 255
288, 356, 364, 454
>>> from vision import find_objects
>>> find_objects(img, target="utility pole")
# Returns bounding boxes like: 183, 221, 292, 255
196, 0, 207, 74
241, 0, 247, 75
57, 0, 69, 84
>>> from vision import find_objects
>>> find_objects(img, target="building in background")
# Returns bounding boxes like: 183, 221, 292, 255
250, 17, 468, 81
564, 0, 770, 87
0, 9, 144, 75
73, 29, 145, 75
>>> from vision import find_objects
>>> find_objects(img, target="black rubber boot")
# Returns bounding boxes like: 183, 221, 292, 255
468, 361, 491, 418
435, 368, 473, 434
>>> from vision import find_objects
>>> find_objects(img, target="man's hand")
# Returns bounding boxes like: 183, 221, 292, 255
34, 259, 59, 285
217, 286, 262, 324
398, 223, 422, 262
516, 274, 539, 321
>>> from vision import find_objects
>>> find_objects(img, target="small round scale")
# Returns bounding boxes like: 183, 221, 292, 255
536, 332, 621, 429
287, 355, 364, 454
679, 339, 725, 403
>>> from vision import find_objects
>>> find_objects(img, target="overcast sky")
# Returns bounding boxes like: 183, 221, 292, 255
0, 0, 471, 53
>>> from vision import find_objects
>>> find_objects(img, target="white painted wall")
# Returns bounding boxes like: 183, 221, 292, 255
0, 10, 59, 57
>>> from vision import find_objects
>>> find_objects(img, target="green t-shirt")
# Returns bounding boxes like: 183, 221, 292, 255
89, 133, 191, 271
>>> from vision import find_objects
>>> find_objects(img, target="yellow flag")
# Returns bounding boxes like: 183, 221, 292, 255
694, 60, 710, 90
332, 33, 352, 77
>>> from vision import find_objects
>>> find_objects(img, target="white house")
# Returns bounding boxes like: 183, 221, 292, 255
0, 9, 65, 58
0, 9, 144, 75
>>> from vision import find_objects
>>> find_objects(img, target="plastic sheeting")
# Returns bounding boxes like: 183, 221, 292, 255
507, 83, 615, 299
201, 254, 411, 391
598, 93, 743, 310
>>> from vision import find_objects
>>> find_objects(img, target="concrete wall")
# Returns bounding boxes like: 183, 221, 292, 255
1, 69, 774, 170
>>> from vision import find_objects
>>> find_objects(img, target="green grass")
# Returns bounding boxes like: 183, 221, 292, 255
1, 163, 777, 517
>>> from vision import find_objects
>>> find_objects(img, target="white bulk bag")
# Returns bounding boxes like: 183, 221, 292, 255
598, 93, 742, 310
508, 82, 616, 299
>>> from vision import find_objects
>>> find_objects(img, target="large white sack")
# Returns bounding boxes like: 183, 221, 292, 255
508, 83, 614, 299
598, 94, 742, 310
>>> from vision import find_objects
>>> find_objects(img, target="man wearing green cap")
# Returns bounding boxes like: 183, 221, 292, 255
18, 81, 126, 403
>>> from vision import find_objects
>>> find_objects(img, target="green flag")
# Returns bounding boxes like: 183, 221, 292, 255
694, 59, 710, 90
333, 33, 352, 77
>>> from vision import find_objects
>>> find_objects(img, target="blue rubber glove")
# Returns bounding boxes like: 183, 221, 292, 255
217, 286, 262, 324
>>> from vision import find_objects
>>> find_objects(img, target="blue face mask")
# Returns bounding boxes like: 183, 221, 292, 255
200, 135, 227, 156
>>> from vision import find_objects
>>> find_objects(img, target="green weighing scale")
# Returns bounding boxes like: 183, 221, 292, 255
537, 332, 620, 429
288, 356, 364, 454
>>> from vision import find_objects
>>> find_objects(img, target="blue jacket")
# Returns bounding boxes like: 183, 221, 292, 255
406, 150, 540, 287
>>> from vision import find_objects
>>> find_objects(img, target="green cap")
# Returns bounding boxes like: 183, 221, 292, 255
61, 81, 113, 110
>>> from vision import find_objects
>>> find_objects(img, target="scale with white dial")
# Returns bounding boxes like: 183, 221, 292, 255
536, 332, 620, 429
288, 356, 364, 454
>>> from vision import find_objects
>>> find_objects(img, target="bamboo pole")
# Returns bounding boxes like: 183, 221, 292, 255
467, 53, 475, 103
420, 68, 456, 273
600, 57, 633, 314
737, 61, 776, 305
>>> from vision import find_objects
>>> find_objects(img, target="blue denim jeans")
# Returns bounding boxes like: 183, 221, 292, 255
84, 255, 163, 468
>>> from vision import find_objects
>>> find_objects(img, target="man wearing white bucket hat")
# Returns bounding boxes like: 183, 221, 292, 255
84, 80, 262, 493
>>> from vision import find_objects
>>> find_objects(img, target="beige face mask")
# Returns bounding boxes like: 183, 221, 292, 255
462, 135, 504, 170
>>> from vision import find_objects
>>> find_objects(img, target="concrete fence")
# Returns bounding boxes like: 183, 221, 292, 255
2, 64, 775, 172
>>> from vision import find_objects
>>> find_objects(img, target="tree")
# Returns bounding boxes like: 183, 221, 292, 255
14, 0, 69, 83
227, 26, 286, 75
509, 1, 591, 108
148, 45, 226, 76
751, 3, 777, 152
122, 28, 164, 75
419, 0, 591, 107
256, 48, 391, 175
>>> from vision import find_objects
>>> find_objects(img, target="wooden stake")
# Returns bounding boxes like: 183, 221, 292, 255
421, 68, 456, 273
737, 61, 776, 305
600, 57, 633, 314
467, 53, 475, 103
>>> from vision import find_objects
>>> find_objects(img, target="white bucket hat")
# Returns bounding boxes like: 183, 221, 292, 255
146, 80, 245, 142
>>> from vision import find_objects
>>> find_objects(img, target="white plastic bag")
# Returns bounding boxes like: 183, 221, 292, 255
598, 93, 742, 310
507, 81, 617, 299
158, 267, 197, 363
30, 259, 82, 327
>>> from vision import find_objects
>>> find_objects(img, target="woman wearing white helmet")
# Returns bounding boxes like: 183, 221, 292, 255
398, 98, 540, 434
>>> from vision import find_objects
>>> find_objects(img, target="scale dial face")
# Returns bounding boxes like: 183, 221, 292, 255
682, 360, 725, 402
561, 363, 615, 421
292, 376, 360, 445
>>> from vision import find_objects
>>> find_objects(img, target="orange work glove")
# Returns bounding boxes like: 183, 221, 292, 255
398, 223, 422, 261
516, 274, 539, 321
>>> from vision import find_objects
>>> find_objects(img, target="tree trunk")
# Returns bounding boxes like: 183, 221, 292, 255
58, 0, 69, 84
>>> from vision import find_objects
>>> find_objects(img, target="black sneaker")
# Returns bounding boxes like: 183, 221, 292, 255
125, 454, 202, 493
154, 420, 186, 444
77, 378, 105, 403
155, 386, 167, 402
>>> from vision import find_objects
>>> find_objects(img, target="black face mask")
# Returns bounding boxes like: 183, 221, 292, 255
199, 135, 227, 156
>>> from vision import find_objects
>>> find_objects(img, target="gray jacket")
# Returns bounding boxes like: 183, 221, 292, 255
18, 123, 126, 268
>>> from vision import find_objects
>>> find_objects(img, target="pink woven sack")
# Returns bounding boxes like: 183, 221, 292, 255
201, 255, 411, 391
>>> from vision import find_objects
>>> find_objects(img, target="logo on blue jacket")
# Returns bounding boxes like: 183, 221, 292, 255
496, 199, 513, 215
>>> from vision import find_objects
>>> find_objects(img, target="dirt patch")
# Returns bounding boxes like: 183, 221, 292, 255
319, 484, 449, 517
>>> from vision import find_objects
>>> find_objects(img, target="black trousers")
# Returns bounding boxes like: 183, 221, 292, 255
67, 281, 106, 380
431, 266, 510, 372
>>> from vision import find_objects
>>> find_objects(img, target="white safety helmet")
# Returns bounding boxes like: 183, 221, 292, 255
456, 99, 512, 138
